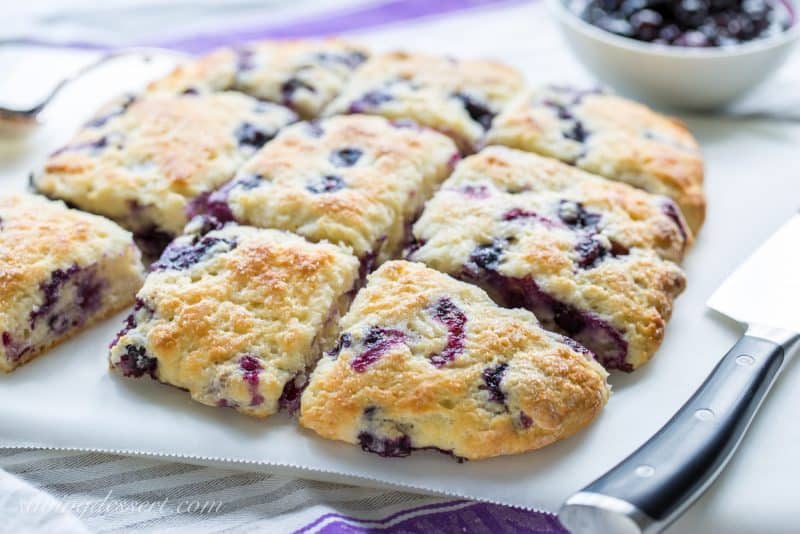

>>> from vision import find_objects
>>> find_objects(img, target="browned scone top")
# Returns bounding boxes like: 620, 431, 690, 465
300, 260, 610, 460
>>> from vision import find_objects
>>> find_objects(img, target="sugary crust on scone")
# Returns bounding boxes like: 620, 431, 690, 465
206, 115, 459, 262
299, 260, 610, 460
147, 38, 370, 118
324, 51, 525, 152
485, 86, 706, 232
0, 194, 144, 372
33, 92, 296, 238
407, 147, 687, 371
109, 223, 360, 418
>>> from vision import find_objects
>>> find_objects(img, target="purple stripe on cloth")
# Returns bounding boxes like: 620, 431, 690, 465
157, 0, 531, 53
294, 500, 472, 534
304, 501, 568, 534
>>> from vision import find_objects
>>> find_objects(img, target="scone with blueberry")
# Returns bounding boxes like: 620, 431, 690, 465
109, 219, 360, 418
324, 51, 524, 152
33, 92, 296, 255
1, 194, 144, 372
197, 115, 459, 277
300, 260, 610, 460
148, 38, 369, 118
407, 147, 688, 372
486, 85, 706, 232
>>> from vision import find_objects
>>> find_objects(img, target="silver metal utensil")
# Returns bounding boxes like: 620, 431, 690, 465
559, 214, 800, 534
0, 45, 188, 125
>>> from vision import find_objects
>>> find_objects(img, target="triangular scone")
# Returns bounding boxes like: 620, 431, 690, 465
407, 147, 688, 372
300, 260, 610, 460
109, 219, 359, 418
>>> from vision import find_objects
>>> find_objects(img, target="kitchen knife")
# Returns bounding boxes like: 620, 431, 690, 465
559, 214, 800, 534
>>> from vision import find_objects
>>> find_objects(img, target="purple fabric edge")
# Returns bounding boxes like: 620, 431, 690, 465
307, 501, 568, 534
293, 499, 471, 534
153, 0, 532, 53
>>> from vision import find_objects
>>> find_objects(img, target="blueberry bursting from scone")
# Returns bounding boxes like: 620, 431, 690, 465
32, 92, 296, 258
299, 261, 610, 461
109, 219, 360, 418
1, 194, 144, 372
189, 115, 459, 281
406, 146, 689, 372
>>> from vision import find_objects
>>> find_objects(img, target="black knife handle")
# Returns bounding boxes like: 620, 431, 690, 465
560, 334, 785, 533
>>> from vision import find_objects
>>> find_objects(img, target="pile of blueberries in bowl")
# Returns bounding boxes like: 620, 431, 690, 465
551, 0, 799, 109
571, 0, 793, 47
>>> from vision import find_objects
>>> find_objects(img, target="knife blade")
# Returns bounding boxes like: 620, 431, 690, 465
559, 214, 800, 534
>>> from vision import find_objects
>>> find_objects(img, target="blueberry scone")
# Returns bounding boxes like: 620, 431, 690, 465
1, 194, 144, 372
33, 92, 296, 254
300, 260, 610, 460
406, 147, 688, 372
324, 51, 525, 153
148, 39, 369, 118
198, 115, 459, 277
485, 86, 706, 232
109, 219, 360, 418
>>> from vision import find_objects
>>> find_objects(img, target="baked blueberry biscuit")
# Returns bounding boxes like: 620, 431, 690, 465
406, 147, 688, 372
300, 260, 610, 460
485, 86, 706, 232
109, 220, 360, 418
324, 51, 525, 153
33, 92, 296, 253
197, 115, 459, 277
148, 39, 369, 118
1, 194, 144, 372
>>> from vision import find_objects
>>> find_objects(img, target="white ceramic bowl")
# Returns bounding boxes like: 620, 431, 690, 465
548, 0, 800, 110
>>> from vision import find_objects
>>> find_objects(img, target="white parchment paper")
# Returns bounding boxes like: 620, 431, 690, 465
1, 3, 799, 531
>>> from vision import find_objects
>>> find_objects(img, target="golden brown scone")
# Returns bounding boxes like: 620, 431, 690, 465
32, 92, 296, 249
324, 51, 525, 152
300, 260, 610, 460
108, 219, 360, 418
198, 115, 459, 274
485, 86, 706, 232
407, 147, 688, 371
1, 194, 144, 372
147, 38, 369, 118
